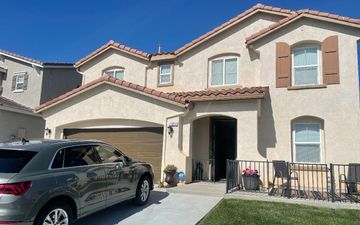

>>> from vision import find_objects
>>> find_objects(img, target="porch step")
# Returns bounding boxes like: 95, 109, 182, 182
162, 182, 226, 197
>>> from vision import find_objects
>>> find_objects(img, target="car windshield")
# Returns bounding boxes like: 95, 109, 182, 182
0, 149, 37, 173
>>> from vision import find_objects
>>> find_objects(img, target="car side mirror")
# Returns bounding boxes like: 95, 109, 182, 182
124, 156, 132, 163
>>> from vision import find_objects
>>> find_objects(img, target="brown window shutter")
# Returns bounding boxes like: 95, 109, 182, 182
23, 73, 29, 90
276, 42, 291, 88
322, 36, 339, 85
11, 75, 16, 91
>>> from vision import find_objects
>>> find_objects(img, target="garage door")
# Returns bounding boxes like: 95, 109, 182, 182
63, 127, 163, 183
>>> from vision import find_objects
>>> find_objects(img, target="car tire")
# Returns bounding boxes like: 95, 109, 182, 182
133, 176, 151, 206
34, 201, 74, 225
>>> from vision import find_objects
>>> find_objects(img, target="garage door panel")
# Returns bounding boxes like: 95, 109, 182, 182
64, 128, 163, 183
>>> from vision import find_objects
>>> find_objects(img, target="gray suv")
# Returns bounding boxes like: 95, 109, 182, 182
0, 139, 155, 225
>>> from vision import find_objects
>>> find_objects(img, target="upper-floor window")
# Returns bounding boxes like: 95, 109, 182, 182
292, 46, 320, 86
210, 57, 238, 86
13, 72, 27, 92
159, 64, 173, 86
104, 67, 124, 80
292, 121, 322, 163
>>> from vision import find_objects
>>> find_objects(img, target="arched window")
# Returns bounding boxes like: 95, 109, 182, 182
292, 116, 324, 163
292, 45, 321, 86
209, 55, 239, 87
103, 67, 124, 80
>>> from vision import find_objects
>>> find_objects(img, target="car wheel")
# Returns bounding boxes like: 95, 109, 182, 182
34, 202, 73, 225
133, 176, 151, 205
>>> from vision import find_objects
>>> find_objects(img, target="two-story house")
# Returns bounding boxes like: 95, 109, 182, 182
0, 50, 82, 142
35, 4, 360, 183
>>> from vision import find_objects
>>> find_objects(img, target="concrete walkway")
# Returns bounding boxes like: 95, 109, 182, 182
165, 181, 226, 197
75, 189, 221, 225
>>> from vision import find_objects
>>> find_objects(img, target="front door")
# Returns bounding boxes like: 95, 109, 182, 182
212, 118, 237, 181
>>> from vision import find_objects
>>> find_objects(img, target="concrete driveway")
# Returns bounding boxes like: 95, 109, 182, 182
75, 190, 221, 225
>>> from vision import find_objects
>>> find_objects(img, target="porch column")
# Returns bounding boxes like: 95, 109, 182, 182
236, 108, 260, 160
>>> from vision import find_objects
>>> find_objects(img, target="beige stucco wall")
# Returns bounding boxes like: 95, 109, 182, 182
146, 13, 284, 92
254, 18, 360, 164
79, 48, 150, 86
1, 58, 43, 108
0, 109, 45, 142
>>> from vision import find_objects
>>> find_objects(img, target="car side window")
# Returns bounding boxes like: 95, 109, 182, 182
94, 145, 125, 164
51, 149, 64, 169
64, 145, 99, 168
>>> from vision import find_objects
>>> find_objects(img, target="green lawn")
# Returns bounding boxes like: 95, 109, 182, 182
199, 199, 360, 225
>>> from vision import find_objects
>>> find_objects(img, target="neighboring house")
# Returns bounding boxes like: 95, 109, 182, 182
35, 4, 360, 183
0, 96, 44, 142
0, 50, 82, 142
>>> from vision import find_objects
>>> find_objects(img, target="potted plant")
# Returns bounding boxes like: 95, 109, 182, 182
242, 166, 260, 190
163, 164, 177, 186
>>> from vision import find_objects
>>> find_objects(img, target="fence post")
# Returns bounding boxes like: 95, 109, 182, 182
226, 159, 229, 193
330, 163, 335, 202
266, 160, 270, 192
287, 162, 291, 198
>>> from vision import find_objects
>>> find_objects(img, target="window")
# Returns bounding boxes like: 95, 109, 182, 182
15, 73, 25, 91
210, 57, 237, 86
104, 68, 124, 80
292, 47, 320, 86
159, 64, 172, 85
0, 150, 37, 173
93, 145, 126, 164
293, 123, 321, 163
64, 146, 98, 167
51, 149, 64, 169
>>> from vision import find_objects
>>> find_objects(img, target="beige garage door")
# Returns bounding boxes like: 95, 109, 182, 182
64, 128, 163, 183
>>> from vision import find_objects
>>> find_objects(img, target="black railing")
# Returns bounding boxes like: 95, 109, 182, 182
192, 159, 215, 181
226, 160, 360, 203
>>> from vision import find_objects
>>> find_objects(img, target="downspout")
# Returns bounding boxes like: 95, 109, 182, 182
76, 67, 85, 85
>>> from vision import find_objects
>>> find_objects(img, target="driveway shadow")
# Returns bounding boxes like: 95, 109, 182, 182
75, 191, 169, 225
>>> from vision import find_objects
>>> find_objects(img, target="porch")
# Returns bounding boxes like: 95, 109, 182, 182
226, 160, 360, 203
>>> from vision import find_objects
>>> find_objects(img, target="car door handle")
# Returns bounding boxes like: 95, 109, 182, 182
87, 172, 97, 178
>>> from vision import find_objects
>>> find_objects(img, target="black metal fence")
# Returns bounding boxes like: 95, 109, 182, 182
192, 159, 215, 181
226, 159, 360, 203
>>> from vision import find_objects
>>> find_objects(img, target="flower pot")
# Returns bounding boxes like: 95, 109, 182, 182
164, 171, 176, 185
242, 175, 260, 190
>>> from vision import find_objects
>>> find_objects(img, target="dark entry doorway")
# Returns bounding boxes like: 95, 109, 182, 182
211, 117, 237, 181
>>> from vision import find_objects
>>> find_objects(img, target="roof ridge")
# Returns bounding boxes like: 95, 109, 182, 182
75, 40, 151, 67
0, 49, 43, 65
246, 7, 360, 44
173, 3, 294, 55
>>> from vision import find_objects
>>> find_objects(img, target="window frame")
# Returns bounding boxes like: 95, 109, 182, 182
209, 56, 238, 87
48, 144, 101, 170
291, 46, 321, 86
93, 144, 127, 165
103, 67, 125, 80
158, 64, 173, 86
14, 72, 26, 92
292, 122, 323, 164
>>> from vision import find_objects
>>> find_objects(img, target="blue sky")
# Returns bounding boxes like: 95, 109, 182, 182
1, 0, 359, 62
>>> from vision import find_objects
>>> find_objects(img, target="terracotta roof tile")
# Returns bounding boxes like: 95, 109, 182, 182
173, 4, 294, 54
35, 76, 268, 112
0, 96, 33, 112
246, 9, 360, 44
75, 40, 151, 67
